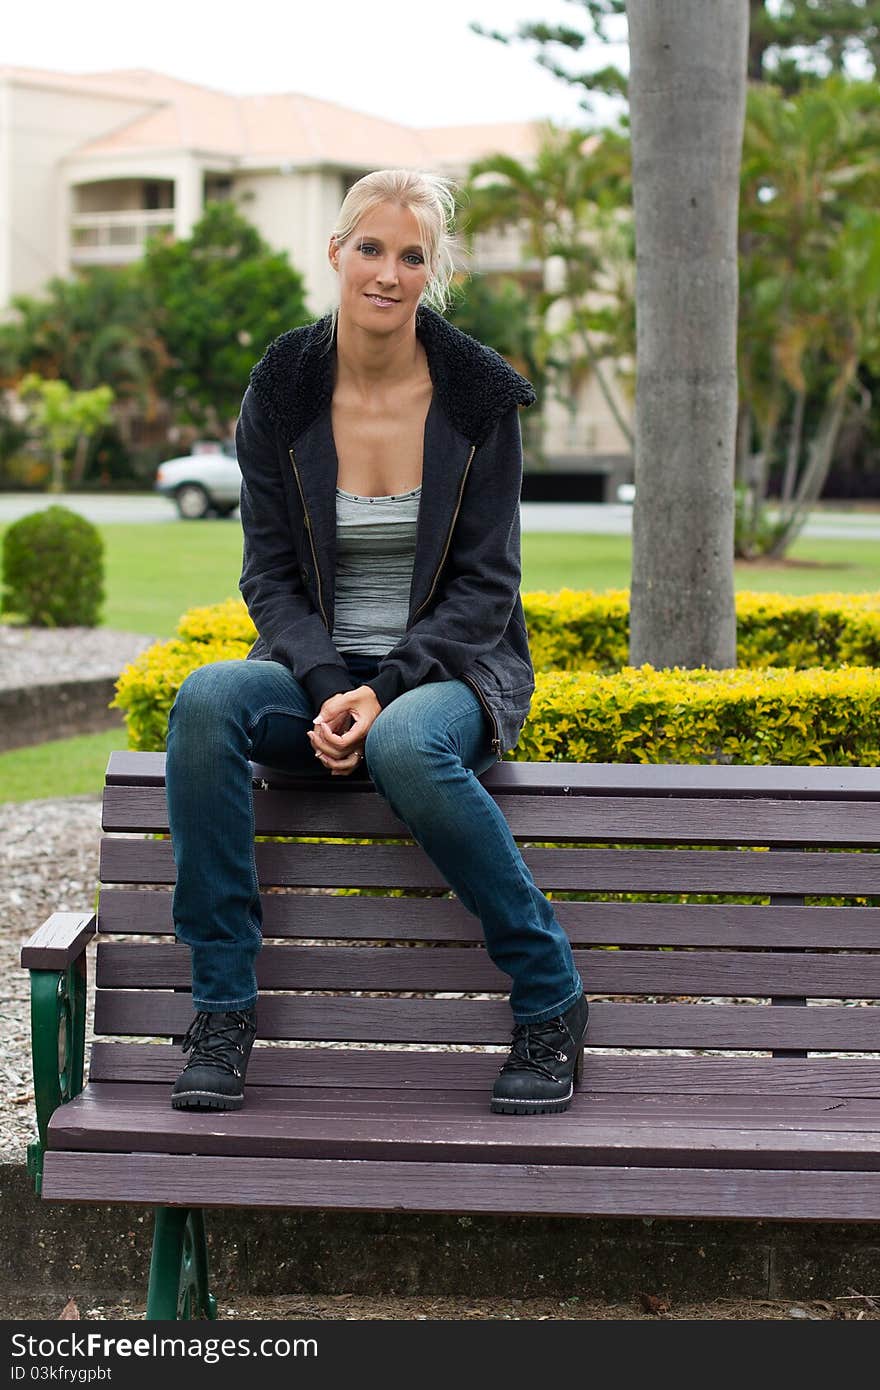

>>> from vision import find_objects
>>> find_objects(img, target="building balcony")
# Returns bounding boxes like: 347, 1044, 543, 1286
70, 209, 175, 266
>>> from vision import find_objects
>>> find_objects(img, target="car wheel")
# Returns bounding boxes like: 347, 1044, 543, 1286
175, 484, 211, 519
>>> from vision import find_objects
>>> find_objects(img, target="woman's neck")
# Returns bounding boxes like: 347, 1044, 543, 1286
334, 312, 425, 401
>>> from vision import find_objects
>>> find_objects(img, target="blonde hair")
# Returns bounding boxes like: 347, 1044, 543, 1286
321, 168, 464, 349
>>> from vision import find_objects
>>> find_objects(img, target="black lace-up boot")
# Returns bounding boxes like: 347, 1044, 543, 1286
491, 993, 589, 1115
171, 1006, 257, 1111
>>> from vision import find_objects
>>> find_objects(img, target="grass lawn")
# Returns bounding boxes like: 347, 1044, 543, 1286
0, 728, 126, 803
99, 527, 880, 633
2, 518, 879, 803
4, 519, 880, 639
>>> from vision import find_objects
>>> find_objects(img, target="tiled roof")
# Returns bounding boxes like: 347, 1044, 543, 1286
2, 65, 543, 166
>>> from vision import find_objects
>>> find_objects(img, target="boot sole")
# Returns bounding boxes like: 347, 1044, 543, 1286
171, 1091, 244, 1111
490, 1029, 588, 1115
490, 1088, 574, 1115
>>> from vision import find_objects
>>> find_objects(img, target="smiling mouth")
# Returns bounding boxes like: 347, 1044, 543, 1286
366, 294, 399, 303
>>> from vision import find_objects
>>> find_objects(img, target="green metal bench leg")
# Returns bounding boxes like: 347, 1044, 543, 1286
27, 959, 87, 1195
146, 1208, 218, 1320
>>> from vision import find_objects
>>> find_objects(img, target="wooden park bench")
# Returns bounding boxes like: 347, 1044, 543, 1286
20, 750, 880, 1319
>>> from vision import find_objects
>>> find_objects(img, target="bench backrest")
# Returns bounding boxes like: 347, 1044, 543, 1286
92, 751, 880, 1083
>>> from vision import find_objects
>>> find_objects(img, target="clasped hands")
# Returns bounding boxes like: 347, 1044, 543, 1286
307, 686, 382, 776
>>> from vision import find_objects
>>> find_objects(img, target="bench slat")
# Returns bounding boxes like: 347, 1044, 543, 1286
98, 838, 880, 893
92, 992, 880, 1050
87, 1043, 880, 1096
94, 942, 880, 999
20, 912, 96, 969
104, 749, 880, 800
95, 890, 880, 948
101, 783, 880, 846
46, 1082, 880, 1170
40, 1151, 880, 1219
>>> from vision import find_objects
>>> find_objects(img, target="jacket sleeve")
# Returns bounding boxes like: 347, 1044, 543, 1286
361, 405, 524, 709
236, 384, 357, 710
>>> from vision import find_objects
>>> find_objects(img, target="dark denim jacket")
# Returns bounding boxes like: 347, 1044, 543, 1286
237, 303, 537, 759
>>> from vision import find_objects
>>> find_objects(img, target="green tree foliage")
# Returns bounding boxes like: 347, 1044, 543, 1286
737, 77, 880, 555
446, 274, 542, 394
446, 274, 546, 458
469, 2, 628, 114
460, 123, 633, 447
749, 0, 880, 87
0, 265, 167, 403
19, 375, 115, 494
140, 201, 310, 435
470, 0, 880, 113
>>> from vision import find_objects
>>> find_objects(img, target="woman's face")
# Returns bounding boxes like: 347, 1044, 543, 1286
329, 201, 431, 331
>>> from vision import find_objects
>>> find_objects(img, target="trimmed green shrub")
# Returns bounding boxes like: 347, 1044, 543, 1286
1, 505, 105, 626
519, 664, 880, 766
112, 597, 880, 765
523, 588, 880, 672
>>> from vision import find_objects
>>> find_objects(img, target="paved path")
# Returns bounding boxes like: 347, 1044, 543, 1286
1, 492, 879, 539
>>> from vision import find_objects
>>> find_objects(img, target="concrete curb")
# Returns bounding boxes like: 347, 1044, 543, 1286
0, 678, 124, 752
3, 1162, 880, 1304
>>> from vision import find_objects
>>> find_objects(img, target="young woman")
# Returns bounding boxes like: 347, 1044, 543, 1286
165, 169, 587, 1116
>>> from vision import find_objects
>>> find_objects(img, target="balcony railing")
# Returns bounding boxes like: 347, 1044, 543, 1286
70, 210, 175, 264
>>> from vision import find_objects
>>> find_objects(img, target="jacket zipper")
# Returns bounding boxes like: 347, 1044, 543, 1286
461, 673, 504, 762
409, 444, 476, 626
406, 443, 502, 762
288, 446, 329, 631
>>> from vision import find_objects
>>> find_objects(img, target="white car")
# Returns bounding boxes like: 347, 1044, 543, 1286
154, 443, 241, 519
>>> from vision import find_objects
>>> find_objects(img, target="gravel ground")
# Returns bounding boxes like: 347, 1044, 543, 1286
3, 1292, 877, 1321
1, 624, 155, 1160
0, 624, 156, 691
1, 794, 104, 1162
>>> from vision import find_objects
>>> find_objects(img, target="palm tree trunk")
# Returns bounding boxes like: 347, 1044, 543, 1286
767, 375, 853, 558
570, 317, 634, 447
779, 389, 806, 505
627, 0, 747, 669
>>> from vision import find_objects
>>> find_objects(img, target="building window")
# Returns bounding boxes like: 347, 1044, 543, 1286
143, 181, 173, 210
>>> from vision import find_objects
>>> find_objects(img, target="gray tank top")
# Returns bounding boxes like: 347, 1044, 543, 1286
331, 484, 421, 654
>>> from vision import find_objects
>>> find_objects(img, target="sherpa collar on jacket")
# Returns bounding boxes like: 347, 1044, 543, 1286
247, 302, 536, 447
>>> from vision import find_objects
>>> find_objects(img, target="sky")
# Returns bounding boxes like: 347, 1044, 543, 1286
6, 0, 629, 128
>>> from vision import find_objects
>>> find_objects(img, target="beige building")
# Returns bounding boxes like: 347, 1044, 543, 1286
0, 65, 631, 491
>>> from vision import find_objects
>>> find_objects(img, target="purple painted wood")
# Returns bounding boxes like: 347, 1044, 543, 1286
46, 1082, 880, 1170
92, 992, 880, 1050
98, 837, 880, 893
104, 748, 880, 801
101, 782, 880, 846
20, 912, 96, 969
94, 941, 880, 999
86, 1043, 880, 1097
95, 890, 880, 949
39, 1151, 880, 1219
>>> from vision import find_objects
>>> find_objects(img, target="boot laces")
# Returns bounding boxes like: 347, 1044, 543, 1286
498, 1014, 574, 1083
181, 1010, 255, 1079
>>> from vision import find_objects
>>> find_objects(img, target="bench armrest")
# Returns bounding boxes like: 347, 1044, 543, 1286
20, 912, 95, 1195
20, 910, 96, 969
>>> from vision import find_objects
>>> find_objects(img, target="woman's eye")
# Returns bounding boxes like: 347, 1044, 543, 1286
358, 244, 423, 265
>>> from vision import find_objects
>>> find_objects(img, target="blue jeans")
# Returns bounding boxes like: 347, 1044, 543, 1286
164, 654, 583, 1023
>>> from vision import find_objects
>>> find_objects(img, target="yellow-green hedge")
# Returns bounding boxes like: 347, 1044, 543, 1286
520, 665, 880, 766
524, 588, 880, 672
111, 599, 880, 765
127, 589, 880, 676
